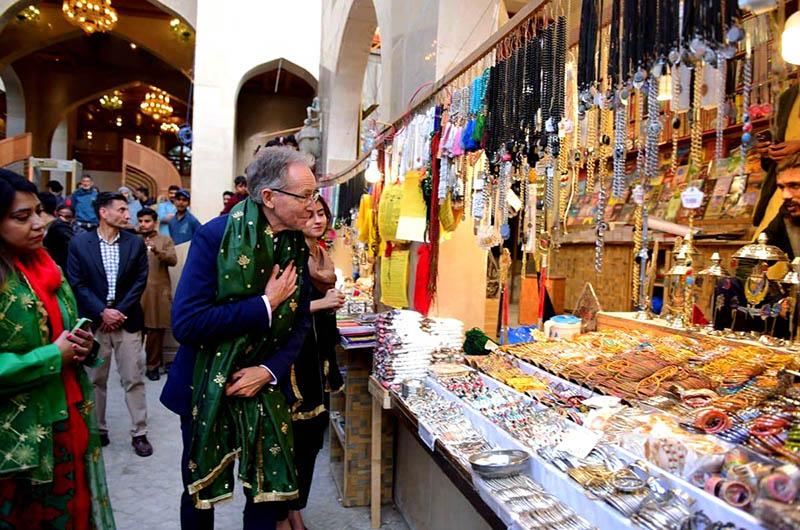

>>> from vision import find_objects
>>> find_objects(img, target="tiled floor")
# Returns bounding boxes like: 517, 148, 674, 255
102, 374, 409, 529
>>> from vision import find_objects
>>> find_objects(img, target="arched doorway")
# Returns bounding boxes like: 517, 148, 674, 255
322, 0, 385, 177
234, 60, 317, 177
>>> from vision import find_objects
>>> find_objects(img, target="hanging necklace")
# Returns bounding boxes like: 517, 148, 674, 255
669, 65, 681, 177
578, 0, 599, 97
690, 61, 705, 175
594, 97, 613, 273
612, 91, 629, 198
740, 41, 753, 177
542, 24, 555, 213
585, 106, 599, 193
714, 60, 727, 164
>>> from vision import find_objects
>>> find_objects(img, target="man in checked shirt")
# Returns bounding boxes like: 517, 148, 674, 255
67, 191, 152, 456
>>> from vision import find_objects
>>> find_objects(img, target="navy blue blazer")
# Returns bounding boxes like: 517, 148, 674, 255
66, 229, 149, 333
160, 215, 312, 418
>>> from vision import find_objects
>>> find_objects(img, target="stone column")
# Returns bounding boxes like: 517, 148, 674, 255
189, 0, 320, 222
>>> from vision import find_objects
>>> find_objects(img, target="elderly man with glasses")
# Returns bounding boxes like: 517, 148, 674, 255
161, 147, 317, 530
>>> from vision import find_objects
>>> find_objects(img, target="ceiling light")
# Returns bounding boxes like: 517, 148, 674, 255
16, 5, 40, 23
657, 72, 673, 102
160, 122, 179, 134
135, 135, 142, 144
99, 93, 122, 110
140, 87, 173, 121
364, 151, 382, 183
170, 17, 193, 41
86, 131, 93, 140
783, 11, 800, 65
62, 0, 118, 34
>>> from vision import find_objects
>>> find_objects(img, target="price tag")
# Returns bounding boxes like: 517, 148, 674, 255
632, 184, 645, 205
485, 339, 499, 352
473, 177, 484, 191
680, 186, 704, 209
418, 420, 437, 451
555, 429, 601, 460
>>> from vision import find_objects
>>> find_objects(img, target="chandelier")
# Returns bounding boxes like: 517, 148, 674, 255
62, 0, 119, 34
160, 122, 179, 134
140, 87, 173, 121
99, 93, 122, 110
169, 18, 193, 41
16, 5, 40, 23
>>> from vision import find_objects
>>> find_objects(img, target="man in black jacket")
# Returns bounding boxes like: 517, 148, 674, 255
67, 191, 152, 456
44, 204, 79, 269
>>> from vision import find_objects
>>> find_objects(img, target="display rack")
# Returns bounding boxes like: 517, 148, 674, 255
328, 343, 393, 507
550, 240, 749, 313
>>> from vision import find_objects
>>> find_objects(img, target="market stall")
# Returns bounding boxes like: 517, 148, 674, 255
367, 311, 800, 529
319, 0, 800, 528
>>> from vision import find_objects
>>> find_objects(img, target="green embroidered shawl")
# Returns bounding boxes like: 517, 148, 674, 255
187, 198, 308, 508
0, 269, 116, 529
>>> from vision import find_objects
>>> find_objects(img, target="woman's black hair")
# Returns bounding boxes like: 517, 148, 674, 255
0, 169, 39, 286
316, 195, 332, 233
0, 169, 37, 219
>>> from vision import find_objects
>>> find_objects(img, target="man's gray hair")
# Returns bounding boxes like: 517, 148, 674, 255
246, 146, 313, 204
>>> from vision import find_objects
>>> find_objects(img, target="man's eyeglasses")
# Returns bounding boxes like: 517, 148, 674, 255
272, 189, 320, 204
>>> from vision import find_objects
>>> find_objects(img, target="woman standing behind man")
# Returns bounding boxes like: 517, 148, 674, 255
0, 170, 116, 529
276, 196, 345, 530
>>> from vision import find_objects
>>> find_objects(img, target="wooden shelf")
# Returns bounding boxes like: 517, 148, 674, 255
330, 413, 346, 446
328, 343, 393, 508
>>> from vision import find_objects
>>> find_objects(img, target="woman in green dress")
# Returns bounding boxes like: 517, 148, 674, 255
0, 170, 116, 529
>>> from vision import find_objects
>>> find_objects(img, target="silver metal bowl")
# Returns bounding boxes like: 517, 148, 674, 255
469, 449, 530, 479
401, 378, 425, 398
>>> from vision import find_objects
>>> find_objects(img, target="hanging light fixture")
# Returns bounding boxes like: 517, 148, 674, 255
364, 150, 382, 183
99, 93, 122, 110
160, 122, 179, 134
140, 87, 173, 121
169, 17, 193, 41
783, 11, 800, 65
62, 0, 118, 34
16, 5, 41, 23
657, 71, 673, 102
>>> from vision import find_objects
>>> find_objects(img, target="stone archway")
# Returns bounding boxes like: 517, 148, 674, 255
0, 2, 194, 76
321, 0, 386, 177
9, 32, 190, 157
0, 0, 196, 31
234, 59, 317, 176
236, 58, 318, 97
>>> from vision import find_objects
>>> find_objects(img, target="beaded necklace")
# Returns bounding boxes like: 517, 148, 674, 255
689, 62, 705, 175
740, 43, 753, 177
611, 93, 628, 199
669, 66, 681, 177
578, 0, 599, 95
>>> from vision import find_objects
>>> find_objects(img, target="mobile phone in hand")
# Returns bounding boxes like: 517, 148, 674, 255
71, 317, 92, 335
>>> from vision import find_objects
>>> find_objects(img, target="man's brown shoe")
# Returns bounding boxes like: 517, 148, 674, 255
132, 435, 153, 457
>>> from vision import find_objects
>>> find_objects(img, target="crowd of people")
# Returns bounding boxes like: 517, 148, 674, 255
0, 145, 346, 530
